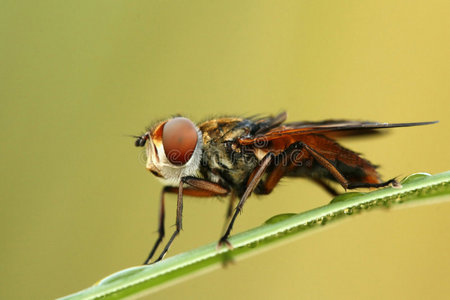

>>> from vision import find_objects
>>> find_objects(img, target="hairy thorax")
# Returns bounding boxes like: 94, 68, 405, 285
197, 118, 259, 194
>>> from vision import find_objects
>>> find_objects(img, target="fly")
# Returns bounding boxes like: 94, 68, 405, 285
134, 112, 437, 264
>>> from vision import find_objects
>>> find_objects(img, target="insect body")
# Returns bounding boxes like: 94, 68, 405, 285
135, 112, 436, 264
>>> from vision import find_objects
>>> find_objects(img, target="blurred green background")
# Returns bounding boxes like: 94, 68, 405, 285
1, 1, 449, 299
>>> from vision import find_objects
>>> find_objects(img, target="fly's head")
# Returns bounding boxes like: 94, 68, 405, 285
135, 117, 203, 186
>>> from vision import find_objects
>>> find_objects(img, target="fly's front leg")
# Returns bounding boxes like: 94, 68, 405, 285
154, 181, 184, 262
143, 186, 169, 265
147, 177, 229, 263
219, 153, 273, 248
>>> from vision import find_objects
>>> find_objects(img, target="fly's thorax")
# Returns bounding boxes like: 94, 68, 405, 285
200, 139, 259, 191
145, 117, 203, 186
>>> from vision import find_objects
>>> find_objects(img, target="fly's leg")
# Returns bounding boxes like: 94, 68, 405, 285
257, 143, 343, 197
219, 153, 273, 247
302, 143, 398, 190
222, 194, 236, 234
154, 181, 184, 262
255, 162, 286, 195
143, 186, 168, 264
182, 176, 229, 194
225, 195, 236, 220
302, 144, 350, 189
217, 146, 305, 245
347, 178, 399, 189
146, 178, 228, 264
255, 142, 307, 195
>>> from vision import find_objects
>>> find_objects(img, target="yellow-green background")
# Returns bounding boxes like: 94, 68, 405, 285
1, 1, 449, 299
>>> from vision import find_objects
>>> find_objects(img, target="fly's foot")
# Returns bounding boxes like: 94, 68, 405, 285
216, 237, 233, 251
391, 179, 402, 188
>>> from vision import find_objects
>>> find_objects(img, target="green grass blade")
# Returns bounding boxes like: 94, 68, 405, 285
59, 171, 450, 300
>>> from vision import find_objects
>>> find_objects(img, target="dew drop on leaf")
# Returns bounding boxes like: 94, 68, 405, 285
401, 172, 431, 184
264, 213, 297, 224
329, 192, 365, 204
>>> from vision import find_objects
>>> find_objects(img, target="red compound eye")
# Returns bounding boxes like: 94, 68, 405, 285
162, 117, 198, 165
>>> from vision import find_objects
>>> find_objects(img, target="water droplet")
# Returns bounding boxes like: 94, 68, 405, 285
248, 241, 258, 248
401, 172, 431, 184
295, 224, 308, 232
359, 203, 368, 210
352, 206, 362, 214
97, 266, 147, 286
344, 207, 353, 215
264, 213, 297, 224
330, 192, 365, 204
307, 220, 316, 227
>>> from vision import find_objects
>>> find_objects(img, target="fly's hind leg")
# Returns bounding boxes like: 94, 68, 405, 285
347, 178, 400, 189
302, 144, 350, 189
255, 163, 286, 195
257, 142, 340, 196
254, 143, 299, 195
301, 143, 398, 191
